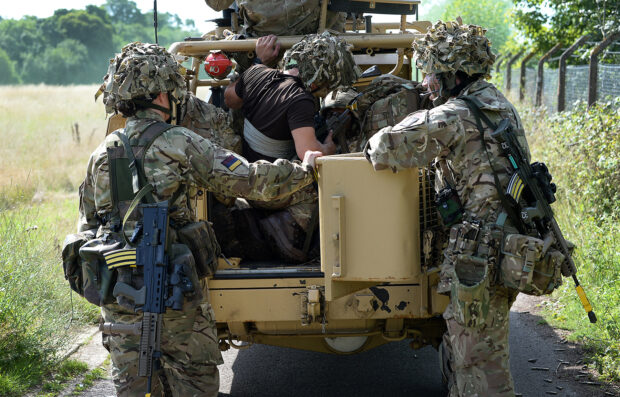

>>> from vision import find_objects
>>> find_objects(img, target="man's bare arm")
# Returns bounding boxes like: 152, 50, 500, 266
224, 81, 243, 109
291, 127, 336, 159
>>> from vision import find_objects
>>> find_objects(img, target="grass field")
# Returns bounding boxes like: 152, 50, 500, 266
0, 85, 617, 395
0, 85, 103, 396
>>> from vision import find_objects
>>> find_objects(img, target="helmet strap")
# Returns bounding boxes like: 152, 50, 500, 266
133, 99, 172, 116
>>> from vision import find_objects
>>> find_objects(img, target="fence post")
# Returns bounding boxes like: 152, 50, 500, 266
588, 31, 620, 106
520, 50, 537, 101
558, 34, 589, 112
535, 42, 562, 107
506, 50, 524, 94
496, 53, 509, 75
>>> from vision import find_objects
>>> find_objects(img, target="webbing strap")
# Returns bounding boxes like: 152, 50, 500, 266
458, 96, 525, 234
113, 130, 141, 194
121, 184, 154, 246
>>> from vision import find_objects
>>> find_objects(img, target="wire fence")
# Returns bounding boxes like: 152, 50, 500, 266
505, 64, 620, 112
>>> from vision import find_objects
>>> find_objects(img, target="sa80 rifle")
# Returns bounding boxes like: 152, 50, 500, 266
100, 201, 194, 396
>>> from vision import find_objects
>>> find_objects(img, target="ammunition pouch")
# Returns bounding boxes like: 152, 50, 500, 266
76, 236, 123, 306
499, 234, 563, 296
177, 221, 221, 278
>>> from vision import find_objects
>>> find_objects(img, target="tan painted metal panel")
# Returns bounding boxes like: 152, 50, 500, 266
317, 154, 421, 300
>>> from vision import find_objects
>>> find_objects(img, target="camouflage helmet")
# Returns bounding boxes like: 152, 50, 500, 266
282, 31, 361, 92
413, 21, 496, 78
95, 42, 188, 114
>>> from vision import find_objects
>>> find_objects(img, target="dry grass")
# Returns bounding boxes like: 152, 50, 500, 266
0, 85, 106, 205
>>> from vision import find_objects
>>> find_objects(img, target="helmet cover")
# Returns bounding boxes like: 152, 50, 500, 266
282, 31, 361, 92
96, 42, 188, 114
413, 21, 496, 77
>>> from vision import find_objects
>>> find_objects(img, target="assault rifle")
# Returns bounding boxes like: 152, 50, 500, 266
460, 96, 597, 324
314, 109, 352, 153
100, 201, 194, 396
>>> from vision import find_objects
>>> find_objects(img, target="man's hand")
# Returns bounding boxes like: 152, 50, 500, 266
323, 131, 337, 154
302, 150, 323, 169
255, 35, 281, 66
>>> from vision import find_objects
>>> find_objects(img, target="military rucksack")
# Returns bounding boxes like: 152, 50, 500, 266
357, 76, 429, 149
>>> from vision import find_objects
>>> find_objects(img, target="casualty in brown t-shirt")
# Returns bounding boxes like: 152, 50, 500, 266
235, 64, 316, 162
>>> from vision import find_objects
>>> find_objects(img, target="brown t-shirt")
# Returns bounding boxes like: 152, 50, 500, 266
235, 65, 315, 162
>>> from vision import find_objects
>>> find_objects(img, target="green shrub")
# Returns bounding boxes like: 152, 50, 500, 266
519, 99, 620, 381
0, 199, 99, 395
540, 99, 620, 219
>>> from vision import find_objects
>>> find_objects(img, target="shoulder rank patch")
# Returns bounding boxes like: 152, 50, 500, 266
221, 154, 242, 171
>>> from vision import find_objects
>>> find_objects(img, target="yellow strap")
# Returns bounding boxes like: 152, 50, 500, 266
576, 285, 593, 312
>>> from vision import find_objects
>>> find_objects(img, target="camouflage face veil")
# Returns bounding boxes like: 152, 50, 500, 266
282, 32, 361, 93
413, 21, 496, 78
95, 42, 188, 115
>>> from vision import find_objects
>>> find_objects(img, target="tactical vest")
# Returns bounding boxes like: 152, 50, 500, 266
107, 121, 174, 227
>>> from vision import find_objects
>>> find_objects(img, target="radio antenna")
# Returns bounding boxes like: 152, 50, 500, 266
153, 0, 159, 44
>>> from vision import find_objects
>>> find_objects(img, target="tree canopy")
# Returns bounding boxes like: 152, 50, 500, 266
421, 0, 514, 52
0, 0, 199, 85
511, 0, 620, 56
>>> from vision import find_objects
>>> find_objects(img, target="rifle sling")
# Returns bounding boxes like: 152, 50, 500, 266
459, 95, 525, 233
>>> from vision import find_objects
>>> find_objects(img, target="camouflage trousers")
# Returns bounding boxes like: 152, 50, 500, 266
101, 280, 223, 397
439, 221, 518, 397
443, 286, 518, 397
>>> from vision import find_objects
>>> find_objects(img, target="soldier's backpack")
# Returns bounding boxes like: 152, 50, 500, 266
356, 74, 430, 150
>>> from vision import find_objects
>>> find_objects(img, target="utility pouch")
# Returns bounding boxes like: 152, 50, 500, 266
452, 258, 490, 328
169, 244, 204, 307
78, 237, 123, 306
177, 221, 221, 278
500, 234, 563, 296
436, 186, 464, 227
62, 230, 95, 296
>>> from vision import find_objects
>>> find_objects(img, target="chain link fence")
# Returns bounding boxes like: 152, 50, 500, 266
505, 64, 620, 112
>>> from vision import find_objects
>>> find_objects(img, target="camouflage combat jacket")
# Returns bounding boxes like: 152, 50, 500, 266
181, 93, 242, 154
364, 80, 530, 224
78, 109, 314, 234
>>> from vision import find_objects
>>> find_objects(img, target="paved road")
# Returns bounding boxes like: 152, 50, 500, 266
75, 295, 617, 397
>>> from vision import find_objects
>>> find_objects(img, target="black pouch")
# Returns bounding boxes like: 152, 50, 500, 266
78, 237, 123, 306
436, 186, 464, 227
177, 221, 221, 278
62, 230, 95, 296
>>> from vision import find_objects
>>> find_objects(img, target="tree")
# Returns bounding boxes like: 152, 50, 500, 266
21, 39, 88, 85
104, 0, 145, 25
512, 0, 620, 56
0, 48, 20, 84
421, 0, 514, 51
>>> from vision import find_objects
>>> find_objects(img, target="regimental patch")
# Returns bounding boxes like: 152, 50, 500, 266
103, 248, 137, 269
221, 154, 242, 171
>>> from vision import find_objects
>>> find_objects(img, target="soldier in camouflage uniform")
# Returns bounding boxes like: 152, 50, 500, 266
364, 22, 529, 396
79, 42, 319, 396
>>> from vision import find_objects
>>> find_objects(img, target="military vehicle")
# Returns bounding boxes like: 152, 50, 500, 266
109, 0, 450, 361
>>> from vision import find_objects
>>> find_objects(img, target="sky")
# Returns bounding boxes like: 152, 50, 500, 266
1, 1, 427, 34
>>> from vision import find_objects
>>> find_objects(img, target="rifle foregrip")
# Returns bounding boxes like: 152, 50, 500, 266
100, 322, 142, 335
